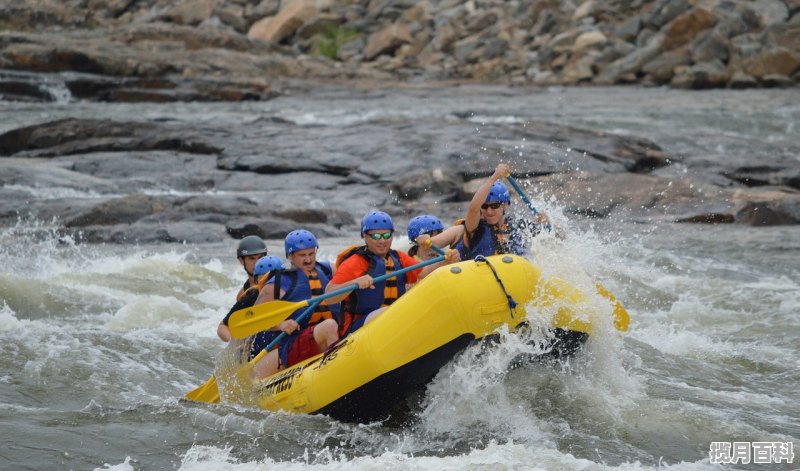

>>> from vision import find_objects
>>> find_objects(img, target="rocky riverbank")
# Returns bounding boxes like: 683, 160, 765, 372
1, 84, 798, 245
1, 0, 799, 103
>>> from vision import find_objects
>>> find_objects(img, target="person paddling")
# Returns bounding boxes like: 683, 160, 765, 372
406, 214, 445, 260
217, 254, 284, 358
420, 163, 553, 259
325, 211, 459, 337
251, 230, 340, 379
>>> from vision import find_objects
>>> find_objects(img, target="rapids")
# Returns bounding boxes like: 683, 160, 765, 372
1, 85, 798, 470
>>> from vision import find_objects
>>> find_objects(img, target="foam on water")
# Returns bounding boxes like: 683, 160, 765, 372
172, 441, 721, 470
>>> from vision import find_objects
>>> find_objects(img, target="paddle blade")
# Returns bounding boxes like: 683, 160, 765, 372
185, 375, 220, 403
228, 299, 307, 339
595, 284, 630, 332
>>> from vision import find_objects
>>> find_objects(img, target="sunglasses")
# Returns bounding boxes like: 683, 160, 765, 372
367, 231, 394, 240
481, 202, 504, 210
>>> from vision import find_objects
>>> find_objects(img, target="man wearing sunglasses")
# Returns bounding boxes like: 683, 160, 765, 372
325, 210, 459, 336
420, 163, 551, 260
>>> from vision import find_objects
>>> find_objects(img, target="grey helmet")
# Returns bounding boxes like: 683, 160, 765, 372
236, 235, 268, 257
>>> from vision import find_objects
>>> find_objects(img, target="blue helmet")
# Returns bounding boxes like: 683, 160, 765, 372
254, 255, 283, 277
285, 229, 318, 257
361, 210, 394, 235
407, 215, 444, 242
485, 181, 510, 204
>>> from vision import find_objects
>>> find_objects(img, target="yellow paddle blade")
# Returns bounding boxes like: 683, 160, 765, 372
595, 283, 630, 332
185, 374, 220, 403
185, 348, 269, 403
537, 279, 630, 334
228, 299, 308, 339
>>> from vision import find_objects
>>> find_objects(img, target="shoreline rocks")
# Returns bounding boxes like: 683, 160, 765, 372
1, 0, 798, 103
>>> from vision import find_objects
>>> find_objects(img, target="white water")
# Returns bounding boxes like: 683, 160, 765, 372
2, 216, 797, 470
2, 86, 799, 470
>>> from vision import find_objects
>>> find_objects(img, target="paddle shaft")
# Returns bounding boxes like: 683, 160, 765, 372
254, 246, 447, 353
230, 249, 448, 339
317, 251, 446, 305
508, 176, 631, 332
506, 175, 552, 233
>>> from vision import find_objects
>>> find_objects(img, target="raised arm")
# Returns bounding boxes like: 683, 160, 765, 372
465, 163, 510, 232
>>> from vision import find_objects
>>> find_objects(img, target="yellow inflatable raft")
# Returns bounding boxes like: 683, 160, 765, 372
236, 254, 628, 423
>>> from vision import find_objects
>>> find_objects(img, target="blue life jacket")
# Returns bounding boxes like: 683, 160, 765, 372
270, 262, 338, 367
270, 261, 339, 330
455, 217, 537, 260
339, 246, 407, 316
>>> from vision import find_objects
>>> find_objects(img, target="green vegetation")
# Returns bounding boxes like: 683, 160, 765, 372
311, 25, 359, 61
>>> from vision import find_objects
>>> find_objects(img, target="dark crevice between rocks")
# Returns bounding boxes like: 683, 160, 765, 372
675, 213, 735, 224
0, 118, 223, 157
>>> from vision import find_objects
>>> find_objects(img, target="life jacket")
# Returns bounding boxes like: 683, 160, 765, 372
226, 280, 279, 359
336, 245, 407, 317
236, 279, 253, 302
272, 261, 338, 330
454, 217, 535, 260
256, 272, 270, 291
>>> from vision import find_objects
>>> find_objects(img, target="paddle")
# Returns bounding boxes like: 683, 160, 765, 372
506, 175, 552, 233
228, 249, 448, 339
506, 175, 630, 332
185, 300, 324, 404
185, 347, 267, 403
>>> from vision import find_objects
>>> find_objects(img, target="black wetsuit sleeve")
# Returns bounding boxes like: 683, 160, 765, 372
222, 289, 259, 325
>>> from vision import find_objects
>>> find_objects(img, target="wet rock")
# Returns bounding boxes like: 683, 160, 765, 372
728, 70, 759, 88
0, 0, 797, 88
595, 31, 665, 84
762, 23, 800, 52
670, 60, 729, 89
561, 50, 600, 83
247, 0, 318, 43
734, 191, 800, 226
158, 0, 218, 26
389, 168, 463, 201
63, 221, 229, 244
0, 118, 222, 158
750, 0, 790, 26
0, 70, 58, 102
614, 15, 641, 42
364, 23, 414, 60
62, 151, 221, 193
660, 8, 717, 52
574, 31, 607, 51
244, 0, 281, 26
642, 47, 691, 83
645, 0, 690, 29
761, 73, 795, 87
674, 213, 735, 224
0, 158, 118, 194
741, 46, 800, 78
690, 30, 730, 64
64, 194, 185, 227
723, 166, 800, 189
521, 171, 743, 223
226, 217, 299, 239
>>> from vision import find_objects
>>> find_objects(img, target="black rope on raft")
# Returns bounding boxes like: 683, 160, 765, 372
474, 255, 518, 318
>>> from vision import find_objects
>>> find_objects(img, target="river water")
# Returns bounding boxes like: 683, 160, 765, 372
1, 84, 798, 470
